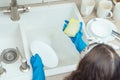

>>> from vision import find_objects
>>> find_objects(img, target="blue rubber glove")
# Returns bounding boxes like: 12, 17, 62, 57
30, 54, 45, 80
63, 20, 87, 52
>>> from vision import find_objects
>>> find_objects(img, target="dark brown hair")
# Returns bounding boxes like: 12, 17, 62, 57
64, 44, 120, 80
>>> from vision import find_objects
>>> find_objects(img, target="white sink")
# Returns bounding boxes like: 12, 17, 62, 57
0, 23, 32, 80
0, 2, 87, 80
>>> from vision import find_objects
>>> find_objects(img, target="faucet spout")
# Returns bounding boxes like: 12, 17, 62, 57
11, 0, 17, 7
10, 0, 20, 21
10, 6, 20, 21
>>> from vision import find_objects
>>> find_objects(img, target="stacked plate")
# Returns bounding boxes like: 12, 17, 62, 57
86, 18, 117, 42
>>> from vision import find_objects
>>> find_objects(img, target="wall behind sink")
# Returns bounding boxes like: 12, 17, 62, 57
0, 0, 81, 8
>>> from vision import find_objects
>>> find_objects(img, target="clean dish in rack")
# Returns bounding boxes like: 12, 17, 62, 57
86, 18, 117, 42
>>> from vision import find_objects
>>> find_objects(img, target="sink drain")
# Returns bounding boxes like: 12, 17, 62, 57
1, 48, 19, 64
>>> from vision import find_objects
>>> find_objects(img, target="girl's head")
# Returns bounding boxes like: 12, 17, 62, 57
64, 43, 120, 80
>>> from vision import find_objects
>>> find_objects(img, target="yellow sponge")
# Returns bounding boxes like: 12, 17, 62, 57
64, 18, 79, 37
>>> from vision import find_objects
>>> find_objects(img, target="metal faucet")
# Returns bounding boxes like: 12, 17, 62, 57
3, 0, 30, 21
16, 47, 30, 72
10, 0, 20, 21
11, 0, 17, 6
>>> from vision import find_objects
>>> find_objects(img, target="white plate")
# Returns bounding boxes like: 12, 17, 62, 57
86, 18, 117, 42
30, 40, 58, 68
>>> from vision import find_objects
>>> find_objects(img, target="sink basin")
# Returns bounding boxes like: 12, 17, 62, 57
0, 23, 32, 80
0, 2, 87, 80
